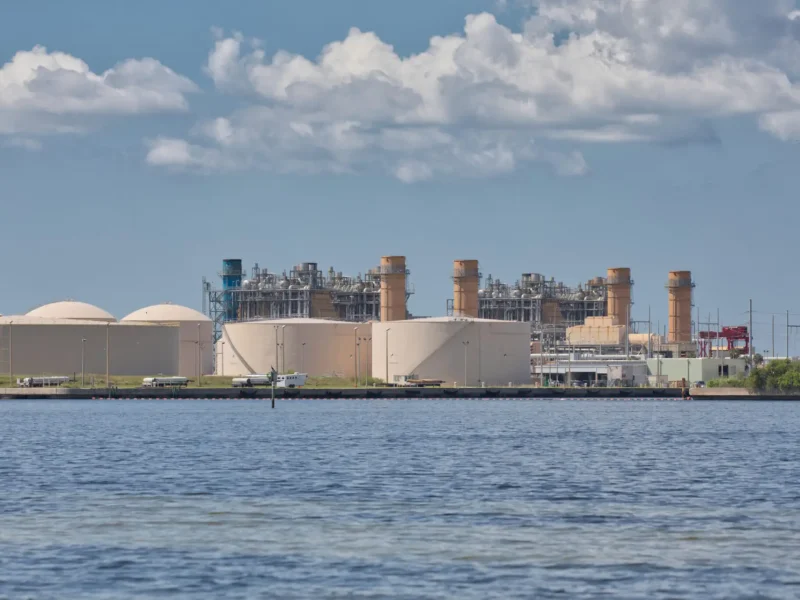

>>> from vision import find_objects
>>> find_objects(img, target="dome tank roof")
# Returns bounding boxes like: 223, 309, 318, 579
26, 300, 116, 322
122, 302, 210, 323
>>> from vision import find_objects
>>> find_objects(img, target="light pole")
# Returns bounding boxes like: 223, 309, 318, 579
105, 322, 110, 391
81, 338, 86, 387
274, 325, 279, 374
220, 341, 225, 376
363, 337, 372, 386
385, 328, 391, 386
281, 325, 286, 374
462, 340, 469, 387
354, 327, 360, 387
301, 342, 306, 373
197, 323, 202, 387
8, 321, 12, 387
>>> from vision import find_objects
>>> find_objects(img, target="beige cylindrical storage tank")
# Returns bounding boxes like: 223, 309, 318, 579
453, 260, 480, 318
606, 268, 632, 326
380, 256, 407, 322
121, 303, 213, 377
217, 318, 371, 379
0, 316, 179, 377
667, 271, 693, 343
372, 317, 530, 386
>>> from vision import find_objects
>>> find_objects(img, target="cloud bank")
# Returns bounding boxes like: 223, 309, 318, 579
149, 2, 800, 180
0, 46, 197, 136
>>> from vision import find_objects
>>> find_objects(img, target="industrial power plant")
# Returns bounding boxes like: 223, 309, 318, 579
0, 254, 756, 389
200, 256, 752, 388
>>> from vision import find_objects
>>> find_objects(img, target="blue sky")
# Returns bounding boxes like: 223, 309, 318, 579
2, 0, 800, 354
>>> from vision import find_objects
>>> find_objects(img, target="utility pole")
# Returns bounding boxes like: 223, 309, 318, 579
786, 312, 800, 360
625, 304, 630, 358
772, 315, 775, 358
81, 338, 86, 388
647, 306, 652, 359
749, 299, 754, 360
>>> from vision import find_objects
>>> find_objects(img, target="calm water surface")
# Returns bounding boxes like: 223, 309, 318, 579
0, 399, 798, 599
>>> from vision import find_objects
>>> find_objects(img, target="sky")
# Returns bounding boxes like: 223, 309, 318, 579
2, 0, 800, 354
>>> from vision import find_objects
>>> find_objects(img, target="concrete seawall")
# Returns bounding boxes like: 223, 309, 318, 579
0, 387, 687, 400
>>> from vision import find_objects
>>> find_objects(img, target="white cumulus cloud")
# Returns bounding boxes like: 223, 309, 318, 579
0, 45, 197, 137
149, 4, 800, 181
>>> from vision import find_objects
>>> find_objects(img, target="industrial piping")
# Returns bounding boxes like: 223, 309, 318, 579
453, 260, 480, 318
380, 256, 407, 322
667, 271, 693, 343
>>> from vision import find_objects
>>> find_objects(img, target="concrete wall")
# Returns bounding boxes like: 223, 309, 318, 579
372, 318, 530, 386
0, 320, 180, 377
218, 320, 372, 378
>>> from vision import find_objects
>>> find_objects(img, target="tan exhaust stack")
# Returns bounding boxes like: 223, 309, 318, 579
667, 271, 693, 343
380, 256, 407, 322
606, 267, 632, 326
453, 260, 480, 318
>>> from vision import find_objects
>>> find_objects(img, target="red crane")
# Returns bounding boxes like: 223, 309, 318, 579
697, 326, 749, 357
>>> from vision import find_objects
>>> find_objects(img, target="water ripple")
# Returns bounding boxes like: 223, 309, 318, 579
0, 399, 798, 599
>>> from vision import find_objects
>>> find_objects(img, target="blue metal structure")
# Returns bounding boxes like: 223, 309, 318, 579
222, 259, 243, 322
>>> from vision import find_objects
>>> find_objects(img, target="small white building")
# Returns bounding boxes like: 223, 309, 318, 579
646, 357, 748, 385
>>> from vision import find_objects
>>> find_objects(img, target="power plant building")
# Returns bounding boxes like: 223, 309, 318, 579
205, 259, 413, 343
372, 317, 531, 386
450, 269, 610, 345
0, 301, 180, 378
217, 318, 372, 379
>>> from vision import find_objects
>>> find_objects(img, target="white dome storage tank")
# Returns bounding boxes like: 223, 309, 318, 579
121, 303, 213, 378
217, 318, 372, 379
27, 301, 116, 322
372, 317, 530, 386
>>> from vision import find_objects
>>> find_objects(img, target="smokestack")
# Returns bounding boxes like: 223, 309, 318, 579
380, 256, 407, 322
667, 271, 693, 343
453, 260, 480, 318
606, 268, 632, 326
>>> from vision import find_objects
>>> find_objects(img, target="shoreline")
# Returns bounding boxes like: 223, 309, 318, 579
1, 386, 796, 401
2, 386, 686, 400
